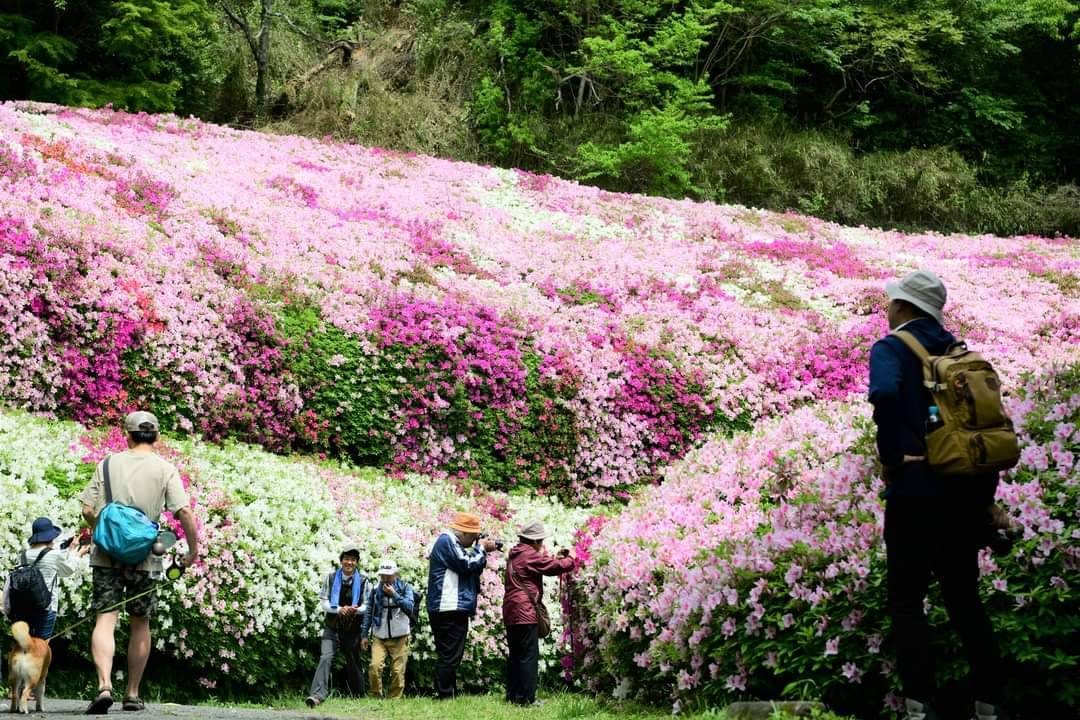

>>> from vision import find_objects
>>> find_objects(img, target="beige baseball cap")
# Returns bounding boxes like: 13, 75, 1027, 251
124, 410, 159, 433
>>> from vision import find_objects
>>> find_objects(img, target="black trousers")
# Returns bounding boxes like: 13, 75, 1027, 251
505, 623, 539, 705
884, 497, 1004, 705
430, 611, 470, 699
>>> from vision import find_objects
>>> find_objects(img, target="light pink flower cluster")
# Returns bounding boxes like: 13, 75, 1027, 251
569, 367, 1080, 711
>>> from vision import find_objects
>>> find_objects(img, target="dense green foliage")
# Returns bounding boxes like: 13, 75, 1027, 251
0, 0, 222, 113
432, 0, 1080, 213
277, 301, 404, 465
1, 0, 1078, 233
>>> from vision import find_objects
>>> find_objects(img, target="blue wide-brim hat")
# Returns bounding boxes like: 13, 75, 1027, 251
29, 517, 62, 544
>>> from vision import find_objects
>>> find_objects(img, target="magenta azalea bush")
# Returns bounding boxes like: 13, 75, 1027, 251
567, 368, 1079, 716
3, 102, 1079, 498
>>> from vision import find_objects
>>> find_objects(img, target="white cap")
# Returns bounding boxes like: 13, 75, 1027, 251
377, 559, 398, 575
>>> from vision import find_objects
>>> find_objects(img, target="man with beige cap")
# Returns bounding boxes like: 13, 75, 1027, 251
502, 521, 574, 706
425, 511, 500, 698
869, 271, 1009, 720
79, 411, 199, 714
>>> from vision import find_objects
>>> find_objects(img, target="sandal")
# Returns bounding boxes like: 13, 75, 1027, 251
86, 687, 114, 715
123, 696, 146, 711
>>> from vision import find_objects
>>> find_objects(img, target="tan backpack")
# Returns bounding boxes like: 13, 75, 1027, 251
893, 330, 1020, 477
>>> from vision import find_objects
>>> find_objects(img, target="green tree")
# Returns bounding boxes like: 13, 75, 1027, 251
469, 0, 732, 195
0, 0, 221, 113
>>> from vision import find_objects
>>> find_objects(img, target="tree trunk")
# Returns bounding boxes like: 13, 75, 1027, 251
219, 0, 274, 117
254, 0, 272, 116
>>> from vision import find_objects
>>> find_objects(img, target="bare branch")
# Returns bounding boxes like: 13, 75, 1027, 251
219, 0, 258, 58
270, 11, 355, 48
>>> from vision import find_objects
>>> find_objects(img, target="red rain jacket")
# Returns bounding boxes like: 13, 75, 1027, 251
502, 543, 575, 627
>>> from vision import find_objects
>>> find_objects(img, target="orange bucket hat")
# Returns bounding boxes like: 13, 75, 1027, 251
449, 511, 482, 534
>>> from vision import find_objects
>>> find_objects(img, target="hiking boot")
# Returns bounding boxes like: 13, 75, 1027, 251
904, 698, 943, 720
973, 700, 1012, 720
305, 695, 321, 708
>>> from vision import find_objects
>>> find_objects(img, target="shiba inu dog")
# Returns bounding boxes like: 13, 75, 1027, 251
7, 621, 51, 714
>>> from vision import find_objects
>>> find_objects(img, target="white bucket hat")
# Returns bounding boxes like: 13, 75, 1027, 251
885, 269, 947, 325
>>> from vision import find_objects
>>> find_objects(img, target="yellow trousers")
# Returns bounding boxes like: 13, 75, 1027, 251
369, 636, 409, 698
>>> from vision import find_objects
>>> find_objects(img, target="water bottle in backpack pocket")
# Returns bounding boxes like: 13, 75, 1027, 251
92, 455, 159, 565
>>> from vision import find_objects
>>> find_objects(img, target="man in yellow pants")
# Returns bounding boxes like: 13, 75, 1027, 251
360, 559, 415, 698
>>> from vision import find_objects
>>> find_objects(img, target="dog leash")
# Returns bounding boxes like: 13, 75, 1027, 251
46, 584, 161, 642
45, 559, 187, 641
2, 585, 159, 644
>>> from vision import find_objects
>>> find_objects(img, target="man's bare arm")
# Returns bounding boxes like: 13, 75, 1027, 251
82, 503, 96, 528
176, 507, 199, 566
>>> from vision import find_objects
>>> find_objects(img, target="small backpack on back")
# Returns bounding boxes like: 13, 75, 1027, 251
7, 548, 53, 619
92, 455, 159, 565
407, 589, 425, 631
894, 330, 1020, 477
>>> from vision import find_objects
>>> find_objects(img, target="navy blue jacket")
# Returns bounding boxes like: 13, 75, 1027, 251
868, 317, 999, 500
868, 318, 952, 498
426, 532, 487, 616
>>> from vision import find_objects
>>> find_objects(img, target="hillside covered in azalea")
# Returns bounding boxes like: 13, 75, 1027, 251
3, 102, 1078, 500
1, 102, 1078, 715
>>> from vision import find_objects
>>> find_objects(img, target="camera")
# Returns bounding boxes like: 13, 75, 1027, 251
59, 536, 74, 550
479, 533, 504, 551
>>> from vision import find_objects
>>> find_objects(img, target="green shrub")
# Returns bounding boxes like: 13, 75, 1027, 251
692, 121, 1080, 237
277, 301, 405, 465
43, 461, 94, 500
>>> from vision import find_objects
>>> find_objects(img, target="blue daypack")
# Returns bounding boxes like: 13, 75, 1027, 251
92, 456, 159, 565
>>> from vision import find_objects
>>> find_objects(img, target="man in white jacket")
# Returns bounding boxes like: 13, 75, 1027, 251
360, 559, 415, 699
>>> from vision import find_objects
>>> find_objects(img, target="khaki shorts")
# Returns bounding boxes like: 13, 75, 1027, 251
92, 567, 156, 617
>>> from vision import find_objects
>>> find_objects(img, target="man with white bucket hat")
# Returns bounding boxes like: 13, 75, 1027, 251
869, 270, 1010, 720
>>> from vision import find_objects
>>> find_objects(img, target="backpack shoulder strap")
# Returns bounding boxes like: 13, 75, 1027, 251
31, 547, 51, 567
892, 330, 937, 390
505, 555, 520, 590
891, 330, 931, 363
103, 455, 114, 505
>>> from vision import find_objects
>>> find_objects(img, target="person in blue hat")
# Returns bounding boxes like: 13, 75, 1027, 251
2, 516, 87, 639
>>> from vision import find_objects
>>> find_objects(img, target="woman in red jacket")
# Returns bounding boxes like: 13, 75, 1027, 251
502, 521, 575, 706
